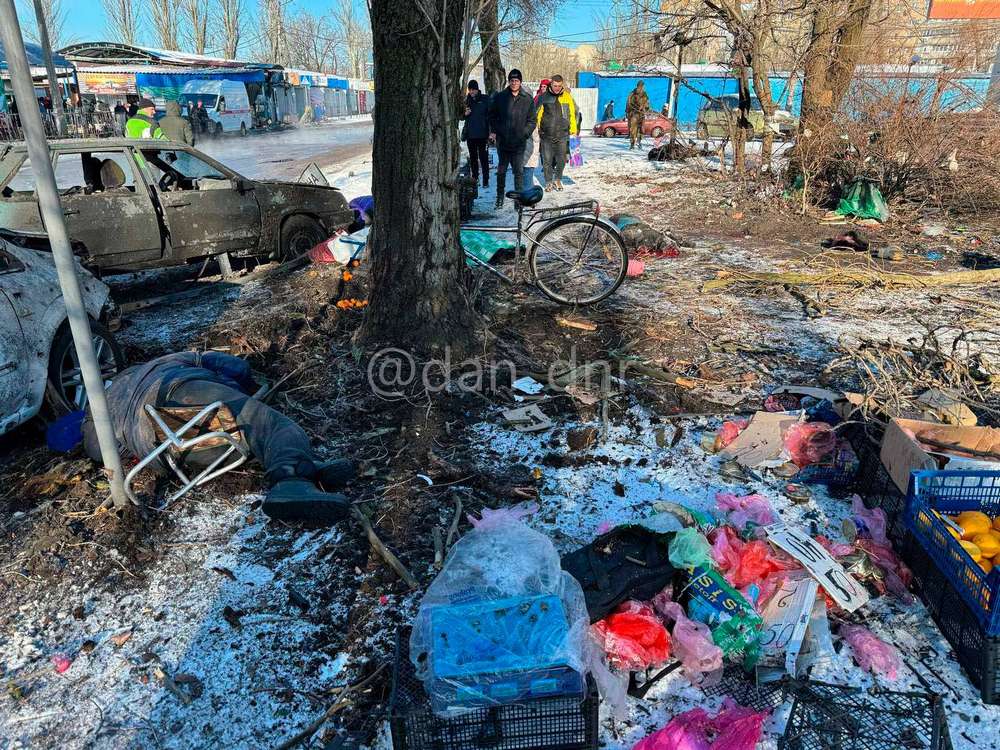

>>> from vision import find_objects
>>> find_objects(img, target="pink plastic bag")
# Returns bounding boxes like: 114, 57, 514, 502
715, 492, 776, 528
714, 419, 749, 451
467, 502, 538, 530
627, 258, 646, 277
850, 495, 889, 546
841, 624, 900, 679
657, 601, 723, 682
632, 699, 767, 750
783, 422, 837, 467
593, 601, 671, 671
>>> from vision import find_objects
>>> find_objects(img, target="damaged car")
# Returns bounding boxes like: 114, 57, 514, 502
0, 229, 124, 435
0, 139, 354, 273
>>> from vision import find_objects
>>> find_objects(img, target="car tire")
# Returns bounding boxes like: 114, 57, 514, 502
45, 319, 125, 416
651, 127, 664, 138
240, 122, 247, 136
603, 127, 616, 137
215, 122, 223, 137
696, 124, 709, 140
280, 215, 325, 261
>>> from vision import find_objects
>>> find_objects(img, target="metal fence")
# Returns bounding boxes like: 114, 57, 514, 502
0, 110, 123, 141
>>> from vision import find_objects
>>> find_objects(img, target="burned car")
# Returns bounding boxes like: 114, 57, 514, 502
0, 139, 354, 273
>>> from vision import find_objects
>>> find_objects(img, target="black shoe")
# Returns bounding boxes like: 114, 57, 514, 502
263, 480, 350, 525
315, 459, 356, 490
482, 175, 489, 188
495, 197, 504, 209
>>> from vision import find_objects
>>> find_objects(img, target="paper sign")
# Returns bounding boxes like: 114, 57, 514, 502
765, 523, 870, 612
501, 405, 553, 433
758, 577, 819, 675
719, 411, 799, 469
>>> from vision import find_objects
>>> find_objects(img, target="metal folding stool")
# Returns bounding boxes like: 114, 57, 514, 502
124, 401, 249, 506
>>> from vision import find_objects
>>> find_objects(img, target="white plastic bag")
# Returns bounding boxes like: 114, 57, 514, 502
410, 515, 590, 717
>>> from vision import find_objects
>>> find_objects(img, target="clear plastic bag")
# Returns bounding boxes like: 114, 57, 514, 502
410, 517, 590, 716
656, 600, 724, 684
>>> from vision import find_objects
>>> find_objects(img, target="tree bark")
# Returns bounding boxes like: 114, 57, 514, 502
479, 0, 506, 94
359, 0, 478, 357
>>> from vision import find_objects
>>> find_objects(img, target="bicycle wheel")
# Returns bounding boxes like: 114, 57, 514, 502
529, 216, 629, 305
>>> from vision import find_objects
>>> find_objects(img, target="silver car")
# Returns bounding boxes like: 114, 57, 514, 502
0, 229, 123, 435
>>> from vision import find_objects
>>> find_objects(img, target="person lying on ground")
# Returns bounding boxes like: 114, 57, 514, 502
82, 351, 355, 525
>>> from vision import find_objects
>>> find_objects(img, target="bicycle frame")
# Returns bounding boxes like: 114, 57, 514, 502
462, 199, 603, 284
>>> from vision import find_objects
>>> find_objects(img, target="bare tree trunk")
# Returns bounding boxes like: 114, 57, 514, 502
359, 0, 478, 356
800, 1, 839, 131
150, 0, 180, 50
479, 0, 505, 94
182, 0, 209, 55
825, 0, 873, 107
101, 0, 140, 45
218, 0, 243, 59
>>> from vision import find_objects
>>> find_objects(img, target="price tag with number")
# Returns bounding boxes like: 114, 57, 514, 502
765, 523, 870, 612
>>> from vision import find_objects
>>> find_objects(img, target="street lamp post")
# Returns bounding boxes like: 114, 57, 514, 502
0, 0, 128, 507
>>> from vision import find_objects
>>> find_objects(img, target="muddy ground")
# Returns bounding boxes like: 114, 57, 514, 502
2, 142, 1000, 748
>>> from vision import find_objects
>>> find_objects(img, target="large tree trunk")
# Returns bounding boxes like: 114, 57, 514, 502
359, 0, 478, 356
479, 0, 506, 94
825, 0, 873, 107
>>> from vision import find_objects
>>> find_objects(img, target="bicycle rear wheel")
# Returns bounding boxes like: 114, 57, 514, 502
529, 216, 628, 305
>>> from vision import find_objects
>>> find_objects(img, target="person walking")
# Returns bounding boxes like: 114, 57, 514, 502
535, 75, 578, 191
124, 98, 164, 140
113, 101, 128, 136
158, 100, 195, 145
522, 79, 549, 188
460, 80, 490, 188
487, 68, 536, 209
603, 99, 615, 121
625, 81, 650, 150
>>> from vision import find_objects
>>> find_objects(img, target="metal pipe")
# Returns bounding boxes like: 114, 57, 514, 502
0, 0, 128, 507
30, 0, 65, 137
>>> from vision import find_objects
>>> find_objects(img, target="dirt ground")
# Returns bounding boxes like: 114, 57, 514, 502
2, 145, 1000, 749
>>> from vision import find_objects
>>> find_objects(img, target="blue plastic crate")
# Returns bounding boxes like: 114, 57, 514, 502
797, 439, 860, 489
905, 470, 1000, 636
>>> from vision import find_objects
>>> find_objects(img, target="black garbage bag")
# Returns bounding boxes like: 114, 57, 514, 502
561, 525, 676, 623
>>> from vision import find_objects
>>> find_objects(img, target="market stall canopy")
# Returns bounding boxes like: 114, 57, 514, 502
0, 39, 73, 72
59, 41, 273, 70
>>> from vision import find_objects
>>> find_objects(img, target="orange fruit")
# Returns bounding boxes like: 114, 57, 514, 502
992, 517, 1000, 533
981, 558, 994, 574
972, 532, 1000, 559
956, 511, 991, 539
960, 539, 983, 562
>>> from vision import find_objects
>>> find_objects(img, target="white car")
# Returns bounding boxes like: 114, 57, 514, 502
0, 229, 123, 436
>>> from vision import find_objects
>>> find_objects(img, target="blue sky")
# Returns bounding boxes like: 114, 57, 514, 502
26, 0, 604, 54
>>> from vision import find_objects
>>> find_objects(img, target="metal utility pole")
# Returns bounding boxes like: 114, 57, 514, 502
0, 0, 128, 507
30, 0, 66, 136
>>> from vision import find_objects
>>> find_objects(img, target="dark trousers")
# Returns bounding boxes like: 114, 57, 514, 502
167, 380, 316, 485
542, 137, 568, 183
496, 145, 526, 194
467, 138, 489, 183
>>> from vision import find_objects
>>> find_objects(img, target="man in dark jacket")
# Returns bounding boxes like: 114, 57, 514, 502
487, 68, 536, 209
534, 75, 578, 191
158, 100, 195, 145
82, 352, 355, 525
461, 80, 490, 188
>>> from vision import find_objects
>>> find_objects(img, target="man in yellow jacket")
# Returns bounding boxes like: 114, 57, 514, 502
534, 75, 578, 191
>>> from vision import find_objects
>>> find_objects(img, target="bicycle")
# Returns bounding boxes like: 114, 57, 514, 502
461, 186, 629, 306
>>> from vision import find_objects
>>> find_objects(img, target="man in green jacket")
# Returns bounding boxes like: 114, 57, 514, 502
157, 100, 194, 145
125, 98, 164, 140
625, 82, 649, 150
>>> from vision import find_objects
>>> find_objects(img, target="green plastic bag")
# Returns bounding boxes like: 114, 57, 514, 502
835, 178, 888, 222
668, 528, 712, 571
460, 230, 516, 267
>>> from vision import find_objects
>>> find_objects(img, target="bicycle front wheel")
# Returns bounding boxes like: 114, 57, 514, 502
529, 217, 629, 305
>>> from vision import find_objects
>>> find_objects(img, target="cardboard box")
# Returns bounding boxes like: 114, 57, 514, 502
880, 418, 1000, 493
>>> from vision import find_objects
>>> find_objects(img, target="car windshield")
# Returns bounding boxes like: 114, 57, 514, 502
718, 96, 763, 110
180, 93, 218, 110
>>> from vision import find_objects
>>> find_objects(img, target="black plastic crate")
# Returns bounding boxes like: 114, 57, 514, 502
389, 632, 599, 750
842, 421, 909, 546
905, 534, 1000, 704
701, 664, 788, 712
779, 680, 952, 750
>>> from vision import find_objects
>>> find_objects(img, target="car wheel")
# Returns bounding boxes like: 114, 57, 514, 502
651, 127, 664, 138
45, 320, 125, 416
697, 123, 709, 140
240, 122, 247, 136
603, 127, 616, 137
215, 122, 223, 136
280, 215, 325, 261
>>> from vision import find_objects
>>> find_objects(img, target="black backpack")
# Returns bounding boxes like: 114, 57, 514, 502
561, 525, 676, 623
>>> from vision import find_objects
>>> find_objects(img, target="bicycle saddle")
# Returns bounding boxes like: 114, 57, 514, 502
505, 186, 544, 207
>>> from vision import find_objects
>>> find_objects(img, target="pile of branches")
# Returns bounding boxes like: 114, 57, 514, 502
796, 80, 1000, 215
826, 324, 1000, 426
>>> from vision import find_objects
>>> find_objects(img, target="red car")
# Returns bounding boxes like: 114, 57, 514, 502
593, 112, 673, 138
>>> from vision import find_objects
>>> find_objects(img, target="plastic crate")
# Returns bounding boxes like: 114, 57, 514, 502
779, 680, 951, 750
905, 470, 1000, 635
843, 422, 909, 545
701, 664, 788, 712
389, 632, 599, 750
797, 439, 859, 490
905, 532, 1000, 704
